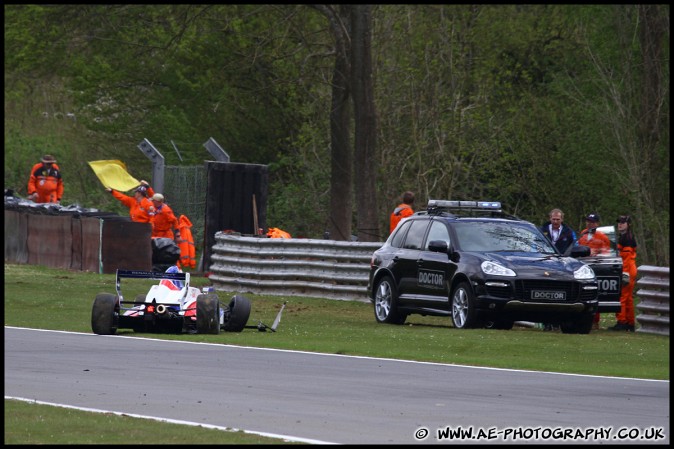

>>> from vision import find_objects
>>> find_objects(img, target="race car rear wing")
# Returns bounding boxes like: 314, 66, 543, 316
115, 269, 190, 302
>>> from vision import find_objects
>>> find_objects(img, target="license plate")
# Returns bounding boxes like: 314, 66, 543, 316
531, 290, 566, 300
596, 276, 620, 296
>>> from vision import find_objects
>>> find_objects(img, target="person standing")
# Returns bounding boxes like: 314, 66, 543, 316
539, 208, 577, 254
176, 214, 197, 269
538, 208, 577, 331
106, 180, 155, 223
149, 193, 179, 240
390, 191, 415, 234
577, 212, 612, 329
577, 212, 611, 256
608, 215, 638, 332
27, 154, 63, 203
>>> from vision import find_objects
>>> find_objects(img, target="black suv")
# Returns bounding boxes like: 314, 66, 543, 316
367, 200, 600, 334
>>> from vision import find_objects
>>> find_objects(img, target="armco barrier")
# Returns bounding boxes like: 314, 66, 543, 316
635, 265, 670, 336
208, 233, 381, 302
209, 234, 670, 336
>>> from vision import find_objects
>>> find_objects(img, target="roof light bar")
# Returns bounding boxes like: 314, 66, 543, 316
427, 199, 502, 211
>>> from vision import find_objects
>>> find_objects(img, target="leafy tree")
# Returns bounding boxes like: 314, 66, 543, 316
4, 4, 669, 265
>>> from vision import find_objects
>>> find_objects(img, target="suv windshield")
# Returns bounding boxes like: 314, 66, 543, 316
453, 221, 557, 254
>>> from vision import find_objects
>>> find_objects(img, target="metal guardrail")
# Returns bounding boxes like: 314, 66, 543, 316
208, 233, 381, 302
635, 265, 670, 336
209, 235, 671, 335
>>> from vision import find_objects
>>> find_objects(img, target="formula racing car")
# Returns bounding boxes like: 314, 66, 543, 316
91, 269, 251, 335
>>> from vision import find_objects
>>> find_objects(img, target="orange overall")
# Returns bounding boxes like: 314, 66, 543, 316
111, 190, 155, 223
27, 162, 64, 203
390, 203, 414, 234
616, 241, 637, 326
577, 228, 611, 256
151, 203, 179, 239
176, 215, 197, 269
578, 228, 612, 325
267, 227, 292, 239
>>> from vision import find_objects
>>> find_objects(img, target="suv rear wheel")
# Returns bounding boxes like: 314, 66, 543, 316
560, 313, 594, 334
484, 319, 514, 330
451, 282, 479, 329
374, 275, 407, 324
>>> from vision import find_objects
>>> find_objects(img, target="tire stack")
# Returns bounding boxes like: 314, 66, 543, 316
151, 237, 181, 272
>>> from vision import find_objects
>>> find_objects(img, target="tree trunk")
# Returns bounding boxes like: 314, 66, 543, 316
327, 6, 353, 241
351, 5, 379, 242
313, 5, 354, 241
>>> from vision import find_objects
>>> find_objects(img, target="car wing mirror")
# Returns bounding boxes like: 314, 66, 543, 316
429, 240, 460, 261
428, 240, 449, 254
570, 245, 591, 258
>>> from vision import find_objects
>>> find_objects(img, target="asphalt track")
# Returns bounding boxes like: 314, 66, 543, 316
5, 327, 670, 444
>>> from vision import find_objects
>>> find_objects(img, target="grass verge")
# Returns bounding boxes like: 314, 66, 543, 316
4, 263, 669, 443
4, 399, 293, 444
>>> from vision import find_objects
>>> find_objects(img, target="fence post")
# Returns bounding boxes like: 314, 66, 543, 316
203, 137, 230, 162
137, 138, 165, 193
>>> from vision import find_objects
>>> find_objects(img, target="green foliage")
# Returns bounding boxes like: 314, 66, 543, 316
266, 135, 331, 238
3, 5, 669, 264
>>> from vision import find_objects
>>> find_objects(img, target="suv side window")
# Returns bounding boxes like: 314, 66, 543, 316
424, 220, 450, 250
403, 220, 429, 250
390, 220, 411, 248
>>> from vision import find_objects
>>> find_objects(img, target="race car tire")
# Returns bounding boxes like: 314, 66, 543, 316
91, 293, 118, 335
223, 295, 251, 332
196, 293, 220, 334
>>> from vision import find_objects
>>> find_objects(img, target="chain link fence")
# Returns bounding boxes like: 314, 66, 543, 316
162, 165, 207, 256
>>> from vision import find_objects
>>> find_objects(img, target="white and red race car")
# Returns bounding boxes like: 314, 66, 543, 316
91, 269, 251, 335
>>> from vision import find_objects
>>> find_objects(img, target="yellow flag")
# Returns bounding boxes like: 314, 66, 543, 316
88, 160, 140, 192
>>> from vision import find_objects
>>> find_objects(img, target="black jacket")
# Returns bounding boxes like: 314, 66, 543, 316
539, 222, 577, 254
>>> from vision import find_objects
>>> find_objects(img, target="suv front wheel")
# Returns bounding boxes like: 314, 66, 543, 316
451, 282, 479, 329
374, 275, 407, 324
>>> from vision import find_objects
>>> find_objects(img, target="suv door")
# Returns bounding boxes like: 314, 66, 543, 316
414, 219, 456, 312
395, 218, 431, 304
576, 225, 622, 313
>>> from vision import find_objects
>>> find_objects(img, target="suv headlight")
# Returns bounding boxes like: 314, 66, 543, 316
574, 264, 595, 280
481, 261, 516, 277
